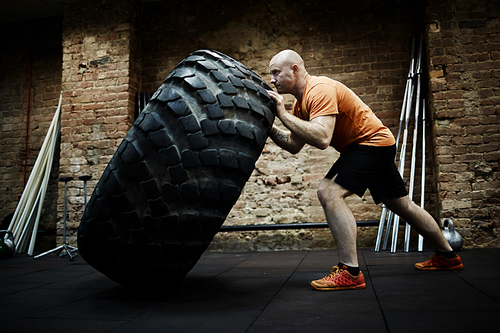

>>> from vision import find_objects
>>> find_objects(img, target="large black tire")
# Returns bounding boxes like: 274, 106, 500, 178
77, 50, 275, 288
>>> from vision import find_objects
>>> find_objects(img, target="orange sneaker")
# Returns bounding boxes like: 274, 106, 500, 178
414, 253, 463, 271
310, 265, 366, 291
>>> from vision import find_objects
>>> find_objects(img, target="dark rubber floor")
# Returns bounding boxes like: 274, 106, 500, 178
1, 247, 499, 332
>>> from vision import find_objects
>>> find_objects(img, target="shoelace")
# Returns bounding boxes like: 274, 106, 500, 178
325, 266, 343, 279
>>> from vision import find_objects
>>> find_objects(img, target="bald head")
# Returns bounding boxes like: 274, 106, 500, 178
269, 50, 306, 72
269, 50, 308, 98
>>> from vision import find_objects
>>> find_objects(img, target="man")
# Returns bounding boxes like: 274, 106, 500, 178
266, 50, 463, 291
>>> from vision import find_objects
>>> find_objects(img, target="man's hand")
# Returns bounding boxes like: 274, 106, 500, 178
267, 90, 287, 119
266, 90, 304, 154
266, 90, 335, 151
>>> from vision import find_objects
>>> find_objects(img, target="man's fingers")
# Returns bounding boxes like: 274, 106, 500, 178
266, 90, 287, 119
267, 90, 283, 104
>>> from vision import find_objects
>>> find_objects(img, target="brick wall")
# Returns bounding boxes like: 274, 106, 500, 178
140, 0, 429, 251
59, 0, 139, 247
0, 19, 62, 249
1, 0, 498, 253
426, 0, 500, 247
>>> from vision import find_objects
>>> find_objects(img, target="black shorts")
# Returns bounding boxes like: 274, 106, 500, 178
325, 144, 408, 204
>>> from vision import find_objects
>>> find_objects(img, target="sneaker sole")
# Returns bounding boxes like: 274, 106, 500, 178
414, 263, 463, 271
310, 282, 366, 291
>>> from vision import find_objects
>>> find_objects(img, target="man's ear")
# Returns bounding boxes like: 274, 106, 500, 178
292, 64, 299, 77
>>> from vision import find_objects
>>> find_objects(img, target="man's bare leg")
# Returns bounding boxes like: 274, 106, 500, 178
317, 177, 358, 267
383, 196, 453, 252
311, 177, 367, 290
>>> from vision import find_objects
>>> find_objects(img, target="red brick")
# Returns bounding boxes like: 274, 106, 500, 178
95, 94, 117, 102
434, 125, 466, 136
467, 124, 498, 134
438, 146, 468, 155
447, 82, 476, 90
460, 153, 483, 162
485, 151, 500, 161
477, 80, 500, 88
431, 55, 460, 66
448, 100, 465, 109
438, 163, 469, 173
452, 135, 482, 145
483, 133, 500, 143
462, 53, 490, 62
476, 62, 499, 71
476, 143, 500, 153
104, 115, 130, 124
434, 90, 464, 100
107, 85, 129, 94
480, 115, 500, 125
454, 117, 480, 126
435, 109, 465, 118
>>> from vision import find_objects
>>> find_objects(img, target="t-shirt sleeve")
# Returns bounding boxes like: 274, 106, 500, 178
305, 84, 339, 120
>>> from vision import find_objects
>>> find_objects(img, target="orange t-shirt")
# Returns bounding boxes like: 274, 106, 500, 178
293, 76, 395, 153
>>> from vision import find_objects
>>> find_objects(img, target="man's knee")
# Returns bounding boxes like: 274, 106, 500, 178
383, 195, 412, 215
317, 178, 351, 206
317, 182, 331, 206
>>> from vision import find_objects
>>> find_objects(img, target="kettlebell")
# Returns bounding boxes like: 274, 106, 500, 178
0, 230, 15, 257
442, 219, 463, 252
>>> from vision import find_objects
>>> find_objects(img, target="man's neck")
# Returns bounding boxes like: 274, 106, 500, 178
294, 73, 309, 102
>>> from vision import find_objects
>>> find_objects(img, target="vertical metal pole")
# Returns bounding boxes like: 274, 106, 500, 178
375, 205, 387, 251
404, 92, 420, 252
380, 81, 411, 251
78, 175, 92, 210
404, 36, 424, 252
418, 102, 427, 251
391, 46, 416, 253
382, 211, 394, 250
62, 180, 69, 245
375, 38, 416, 251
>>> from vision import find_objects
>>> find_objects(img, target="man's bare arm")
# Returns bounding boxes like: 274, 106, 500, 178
267, 90, 336, 151
269, 126, 305, 154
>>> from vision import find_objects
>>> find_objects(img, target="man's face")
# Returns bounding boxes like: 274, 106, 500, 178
269, 59, 294, 94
